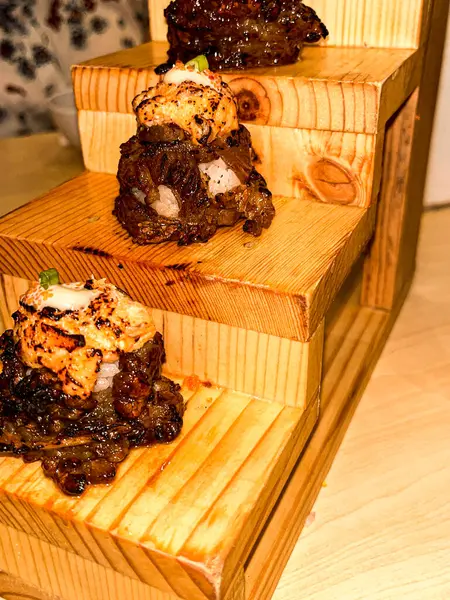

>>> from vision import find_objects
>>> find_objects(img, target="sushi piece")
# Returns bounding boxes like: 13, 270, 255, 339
0, 269, 185, 496
114, 58, 275, 245
161, 0, 329, 71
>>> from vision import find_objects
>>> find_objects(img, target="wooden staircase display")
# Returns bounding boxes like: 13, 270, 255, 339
0, 0, 447, 598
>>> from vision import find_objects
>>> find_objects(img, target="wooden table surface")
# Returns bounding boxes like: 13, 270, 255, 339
0, 133, 84, 218
0, 134, 449, 600
275, 205, 450, 600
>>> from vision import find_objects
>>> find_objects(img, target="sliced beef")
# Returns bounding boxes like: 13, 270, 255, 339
0, 329, 185, 496
115, 124, 275, 245
161, 0, 328, 72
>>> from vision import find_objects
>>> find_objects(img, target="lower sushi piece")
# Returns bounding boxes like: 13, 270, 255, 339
0, 331, 185, 496
115, 124, 275, 245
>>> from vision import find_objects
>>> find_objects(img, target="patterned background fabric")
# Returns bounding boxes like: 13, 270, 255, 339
0, 0, 150, 137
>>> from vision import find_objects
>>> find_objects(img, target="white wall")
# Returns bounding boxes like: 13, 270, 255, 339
424, 15, 450, 206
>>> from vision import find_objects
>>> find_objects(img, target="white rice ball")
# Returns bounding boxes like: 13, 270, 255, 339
98, 361, 121, 378
152, 185, 180, 218
199, 158, 241, 197
94, 360, 121, 393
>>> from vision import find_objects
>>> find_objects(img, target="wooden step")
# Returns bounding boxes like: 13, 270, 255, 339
0, 258, 403, 600
0, 382, 318, 600
0, 171, 374, 342
71, 42, 422, 208
73, 42, 421, 135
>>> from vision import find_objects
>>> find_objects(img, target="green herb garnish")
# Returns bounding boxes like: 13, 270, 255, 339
185, 55, 209, 72
39, 268, 60, 290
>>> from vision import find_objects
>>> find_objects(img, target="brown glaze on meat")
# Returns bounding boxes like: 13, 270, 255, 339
0, 330, 185, 496
161, 0, 328, 72
115, 124, 275, 245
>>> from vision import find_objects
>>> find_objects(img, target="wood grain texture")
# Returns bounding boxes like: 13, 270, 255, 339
0, 263, 403, 600
362, 0, 449, 310
0, 572, 57, 600
0, 276, 29, 336
1, 208, 449, 600
362, 90, 419, 307
149, 0, 169, 42
77, 111, 135, 174
72, 43, 420, 134
0, 378, 318, 600
0, 528, 244, 600
146, 0, 432, 49
0, 275, 323, 408
311, 0, 432, 48
77, 110, 380, 209
377, 0, 450, 309
0, 524, 181, 600
0, 172, 374, 342
0, 223, 423, 600
246, 125, 381, 208
152, 311, 324, 408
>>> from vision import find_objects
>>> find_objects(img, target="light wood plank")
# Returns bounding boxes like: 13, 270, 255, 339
362, 0, 449, 310
267, 214, 450, 600
0, 571, 57, 600
362, 90, 419, 307
0, 524, 181, 600
246, 125, 380, 207
0, 375, 317, 599
78, 110, 381, 209
0, 275, 29, 332
0, 172, 374, 341
312, 0, 431, 48
149, 0, 170, 42
72, 43, 420, 134
245, 266, 400, 600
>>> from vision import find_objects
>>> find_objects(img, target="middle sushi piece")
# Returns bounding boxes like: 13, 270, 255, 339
115, 58, 275, 245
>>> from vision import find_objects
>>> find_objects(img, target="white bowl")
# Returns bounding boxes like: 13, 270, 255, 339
47, 90, 81, 148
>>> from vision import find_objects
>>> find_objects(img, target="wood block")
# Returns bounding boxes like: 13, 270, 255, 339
362, 90, 419, 308
149, 0, 169, 42
72, 42, 421, 214
0, 171, 374, 341
362, 0, 450, 311
147, 0, 431, 49
0, 570, 57, 600
244, 258, 409, 600
307, 0, 432, 48
77, 110, 382, 208
246, 125, 384, 208
0, 382, 318, 600
72, 43, 421, 135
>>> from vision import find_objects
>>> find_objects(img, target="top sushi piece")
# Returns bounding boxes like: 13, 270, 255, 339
163, 0, 329, 71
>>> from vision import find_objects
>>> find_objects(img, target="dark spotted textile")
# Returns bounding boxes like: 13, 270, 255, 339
0, 1, 149, 137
